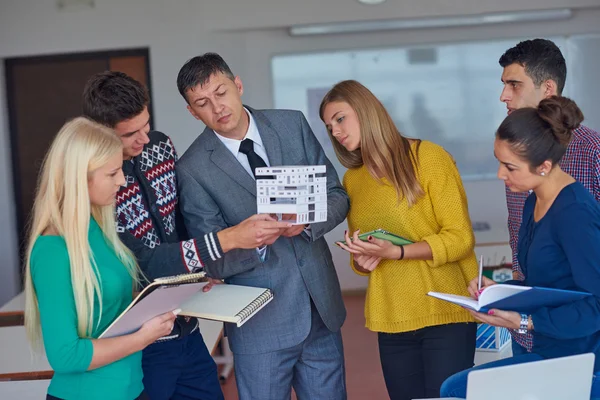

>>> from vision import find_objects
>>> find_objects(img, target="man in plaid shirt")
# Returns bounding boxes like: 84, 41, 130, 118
499, 39, 600, 355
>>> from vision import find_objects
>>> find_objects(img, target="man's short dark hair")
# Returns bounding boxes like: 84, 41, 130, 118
499, 39, 567, 95
176, 53, 235, 103
82, 71, 149, 127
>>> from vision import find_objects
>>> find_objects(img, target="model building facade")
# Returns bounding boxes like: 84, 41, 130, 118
256, 165, 327, 224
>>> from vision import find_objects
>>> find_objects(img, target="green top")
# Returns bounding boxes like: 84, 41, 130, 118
31, 218, 143, 400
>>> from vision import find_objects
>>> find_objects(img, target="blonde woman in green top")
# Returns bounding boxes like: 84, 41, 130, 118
24, 117, 178, 400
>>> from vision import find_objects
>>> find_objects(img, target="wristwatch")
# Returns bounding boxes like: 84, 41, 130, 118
518, 313, 529, 334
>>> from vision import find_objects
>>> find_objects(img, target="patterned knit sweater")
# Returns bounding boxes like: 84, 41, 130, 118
344, 140, 477, 333
115, 131, 223, 338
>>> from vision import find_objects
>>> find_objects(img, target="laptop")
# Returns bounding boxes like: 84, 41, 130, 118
466, 353, 595, 400
415, 353, 595, 400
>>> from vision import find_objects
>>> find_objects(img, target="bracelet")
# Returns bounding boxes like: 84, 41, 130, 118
518, 313, 529, 334
398, 245, 405, 260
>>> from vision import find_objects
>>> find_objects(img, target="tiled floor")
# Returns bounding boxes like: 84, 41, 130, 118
219, 294, 389, 400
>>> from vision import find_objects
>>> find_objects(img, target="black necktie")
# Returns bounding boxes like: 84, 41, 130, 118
239, 139, 268, 178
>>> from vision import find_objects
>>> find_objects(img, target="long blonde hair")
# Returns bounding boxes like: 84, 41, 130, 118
319, 80, 424, 206
24, 117, 139, 349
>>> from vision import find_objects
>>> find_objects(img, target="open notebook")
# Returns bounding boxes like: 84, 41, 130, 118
100, 272, 273, 338
428, 284, 590, 313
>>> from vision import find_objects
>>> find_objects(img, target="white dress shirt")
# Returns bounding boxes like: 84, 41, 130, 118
213, 108, 271, 259
213, 108, 271, 177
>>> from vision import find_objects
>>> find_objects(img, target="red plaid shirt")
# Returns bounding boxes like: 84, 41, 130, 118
506, 124, 600, 351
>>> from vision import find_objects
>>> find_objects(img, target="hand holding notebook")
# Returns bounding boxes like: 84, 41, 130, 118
100, 272, 273, 338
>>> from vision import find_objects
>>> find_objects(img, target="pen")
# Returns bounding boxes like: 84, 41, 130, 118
478, 255, 483, 292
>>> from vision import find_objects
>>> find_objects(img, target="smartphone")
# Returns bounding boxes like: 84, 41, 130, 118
339, 229, 413, 246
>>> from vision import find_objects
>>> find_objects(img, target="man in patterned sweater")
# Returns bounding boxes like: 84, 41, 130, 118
82, 71, 290, 400
498, 39, 600, 356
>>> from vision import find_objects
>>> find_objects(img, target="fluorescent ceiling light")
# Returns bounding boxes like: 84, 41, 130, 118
289, 8, 572, 36
357, 0, 387, 4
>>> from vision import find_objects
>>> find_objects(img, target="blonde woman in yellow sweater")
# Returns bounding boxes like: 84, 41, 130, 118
320, 80, 478, 400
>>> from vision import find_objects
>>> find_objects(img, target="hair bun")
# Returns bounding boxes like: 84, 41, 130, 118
537, 96, 583, 146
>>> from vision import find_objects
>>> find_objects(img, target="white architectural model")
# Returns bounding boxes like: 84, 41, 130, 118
256, 165, 327, 224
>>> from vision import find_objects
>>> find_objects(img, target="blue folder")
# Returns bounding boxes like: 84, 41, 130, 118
480, 287, 591, 313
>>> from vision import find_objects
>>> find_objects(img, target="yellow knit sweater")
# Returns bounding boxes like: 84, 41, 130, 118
344, 140, 477, 333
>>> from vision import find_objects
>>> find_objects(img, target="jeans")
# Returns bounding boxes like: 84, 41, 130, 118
440, 353, 600, 399
377, 322, 476, 400
142, 328, 223, 400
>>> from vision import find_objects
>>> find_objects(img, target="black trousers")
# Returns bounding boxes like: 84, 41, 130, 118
47, 391, 149, 400
378, 322, 476, 400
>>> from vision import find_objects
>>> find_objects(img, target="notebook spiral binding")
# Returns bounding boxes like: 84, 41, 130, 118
154, 271, 206, 285
235, 290, 273, 323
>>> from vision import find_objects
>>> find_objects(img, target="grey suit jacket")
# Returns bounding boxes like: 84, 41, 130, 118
177, 107, 349, 354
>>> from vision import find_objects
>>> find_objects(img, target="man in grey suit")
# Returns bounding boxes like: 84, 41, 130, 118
176, 53, 349, 399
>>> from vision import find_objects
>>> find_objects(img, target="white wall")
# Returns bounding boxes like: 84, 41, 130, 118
1, 0, 600, 302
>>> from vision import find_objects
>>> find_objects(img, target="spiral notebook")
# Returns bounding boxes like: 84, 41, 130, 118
100, 272, 273, 338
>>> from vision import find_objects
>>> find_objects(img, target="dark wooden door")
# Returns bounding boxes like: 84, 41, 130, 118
5, 49, 152, 276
